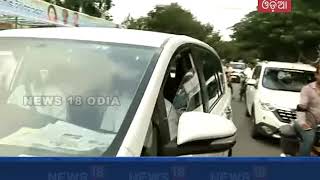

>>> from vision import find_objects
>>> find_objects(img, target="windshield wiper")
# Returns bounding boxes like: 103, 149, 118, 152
267, 87, 299, 92
96, 129, 117, 134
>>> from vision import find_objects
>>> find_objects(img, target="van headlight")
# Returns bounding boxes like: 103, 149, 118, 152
259, 100, 276, 111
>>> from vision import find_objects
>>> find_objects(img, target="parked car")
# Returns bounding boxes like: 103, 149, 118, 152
245, 61, 316, 138
0, 27, 236, 157
230, 62, 246, 83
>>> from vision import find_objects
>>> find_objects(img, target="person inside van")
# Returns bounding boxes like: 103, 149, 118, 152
7, 67, 67, 120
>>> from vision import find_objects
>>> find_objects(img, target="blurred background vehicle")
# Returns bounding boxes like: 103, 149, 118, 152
245, 61, 316, 139
229, 61, 246, 83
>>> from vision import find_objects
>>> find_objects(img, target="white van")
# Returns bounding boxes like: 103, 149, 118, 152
0, 27, 236, 156
230, 62, 246, 83
245, 61, 315, 138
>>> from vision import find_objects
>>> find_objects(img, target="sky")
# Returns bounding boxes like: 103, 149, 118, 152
109, 0, 257, 41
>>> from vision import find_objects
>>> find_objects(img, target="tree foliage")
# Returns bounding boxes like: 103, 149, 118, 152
122, 3, 221, 46
210, 40, 260, 64
231, 0, 320, 63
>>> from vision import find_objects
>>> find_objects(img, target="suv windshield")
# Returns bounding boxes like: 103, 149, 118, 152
262, 67, 315, 92
0, 38, 159, 156
230, 63, 245, 70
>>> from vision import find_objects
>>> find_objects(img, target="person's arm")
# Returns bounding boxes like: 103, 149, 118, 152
299, 86, 309, 108
296, 86, 311, 129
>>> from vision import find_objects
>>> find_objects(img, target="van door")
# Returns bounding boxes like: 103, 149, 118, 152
246, 65, 262, 115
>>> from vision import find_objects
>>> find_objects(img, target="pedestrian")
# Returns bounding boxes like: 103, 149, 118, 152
225, 63, 234, 97
243, 64, 253, 79
239, 64, 254, 101
294, 64, 320, 156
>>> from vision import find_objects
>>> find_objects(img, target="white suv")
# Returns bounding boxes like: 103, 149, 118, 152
230, 62, 246, 83
245, 61, 316, 138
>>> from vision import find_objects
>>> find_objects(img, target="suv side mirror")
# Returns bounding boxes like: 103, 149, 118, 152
161, 112, 237, 156
246, 79, 258, 88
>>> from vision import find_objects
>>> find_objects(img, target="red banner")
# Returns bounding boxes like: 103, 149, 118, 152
258, 0, 292, 13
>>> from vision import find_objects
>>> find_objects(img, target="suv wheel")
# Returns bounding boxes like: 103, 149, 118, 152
251, 106, 260, 139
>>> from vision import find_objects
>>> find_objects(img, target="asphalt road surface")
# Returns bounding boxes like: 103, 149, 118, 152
231, 83, 281, 156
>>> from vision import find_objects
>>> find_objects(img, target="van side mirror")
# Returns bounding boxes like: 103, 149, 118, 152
161, 112, 237, 156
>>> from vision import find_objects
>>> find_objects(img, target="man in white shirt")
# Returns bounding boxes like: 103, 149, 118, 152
240, 64, 253, 101
243, 64, 253, 79
225, 64, 233, 96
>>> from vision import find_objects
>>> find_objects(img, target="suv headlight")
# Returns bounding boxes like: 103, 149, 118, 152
259, 100, 276, 111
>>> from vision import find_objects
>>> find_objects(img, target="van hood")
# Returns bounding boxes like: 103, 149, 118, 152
258, 89, 300, 110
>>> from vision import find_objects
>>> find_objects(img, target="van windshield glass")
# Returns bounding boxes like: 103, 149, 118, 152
0, 38, 159, 156
230, 64, 245, 70
262, 68, 315, 92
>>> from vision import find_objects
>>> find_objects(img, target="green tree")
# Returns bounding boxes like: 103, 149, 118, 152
212, 41, 238, 61
231, 0, 320, 63
122, 15, 149, 30
211, 40, 259, 64
122, 3, 221, 44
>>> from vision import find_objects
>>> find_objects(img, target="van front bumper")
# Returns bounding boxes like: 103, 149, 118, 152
255, 106, 290, 138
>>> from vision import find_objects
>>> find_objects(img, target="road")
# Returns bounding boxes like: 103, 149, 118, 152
230, 83, 281, 156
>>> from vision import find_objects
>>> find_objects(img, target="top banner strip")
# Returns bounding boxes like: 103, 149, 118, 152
0, 0, 117, 27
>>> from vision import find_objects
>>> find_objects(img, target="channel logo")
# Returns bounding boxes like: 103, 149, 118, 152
258, 0, 292, 13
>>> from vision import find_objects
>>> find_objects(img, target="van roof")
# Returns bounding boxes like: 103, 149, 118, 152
258, 61, 316, 72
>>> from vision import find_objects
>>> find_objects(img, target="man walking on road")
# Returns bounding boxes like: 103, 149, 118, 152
239, 64, 254, 101
225, 63, 233, 96
243, 64, 253, 79
295, 64, 320, 156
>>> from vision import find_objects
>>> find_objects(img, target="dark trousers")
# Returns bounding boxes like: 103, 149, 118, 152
239, 82, 246, 101
228, 82, 233, 95
294, 122, 316, 156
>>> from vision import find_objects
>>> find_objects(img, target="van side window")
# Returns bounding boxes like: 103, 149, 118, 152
162, 50, 203, 141
218, 72, 225, 94
194, 48, 223, 108
164, 51, 203, 114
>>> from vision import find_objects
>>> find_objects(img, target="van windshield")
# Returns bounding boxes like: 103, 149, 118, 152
230, 63, 245, 70
262, 67, 315, 92
0, 38, 159, 156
